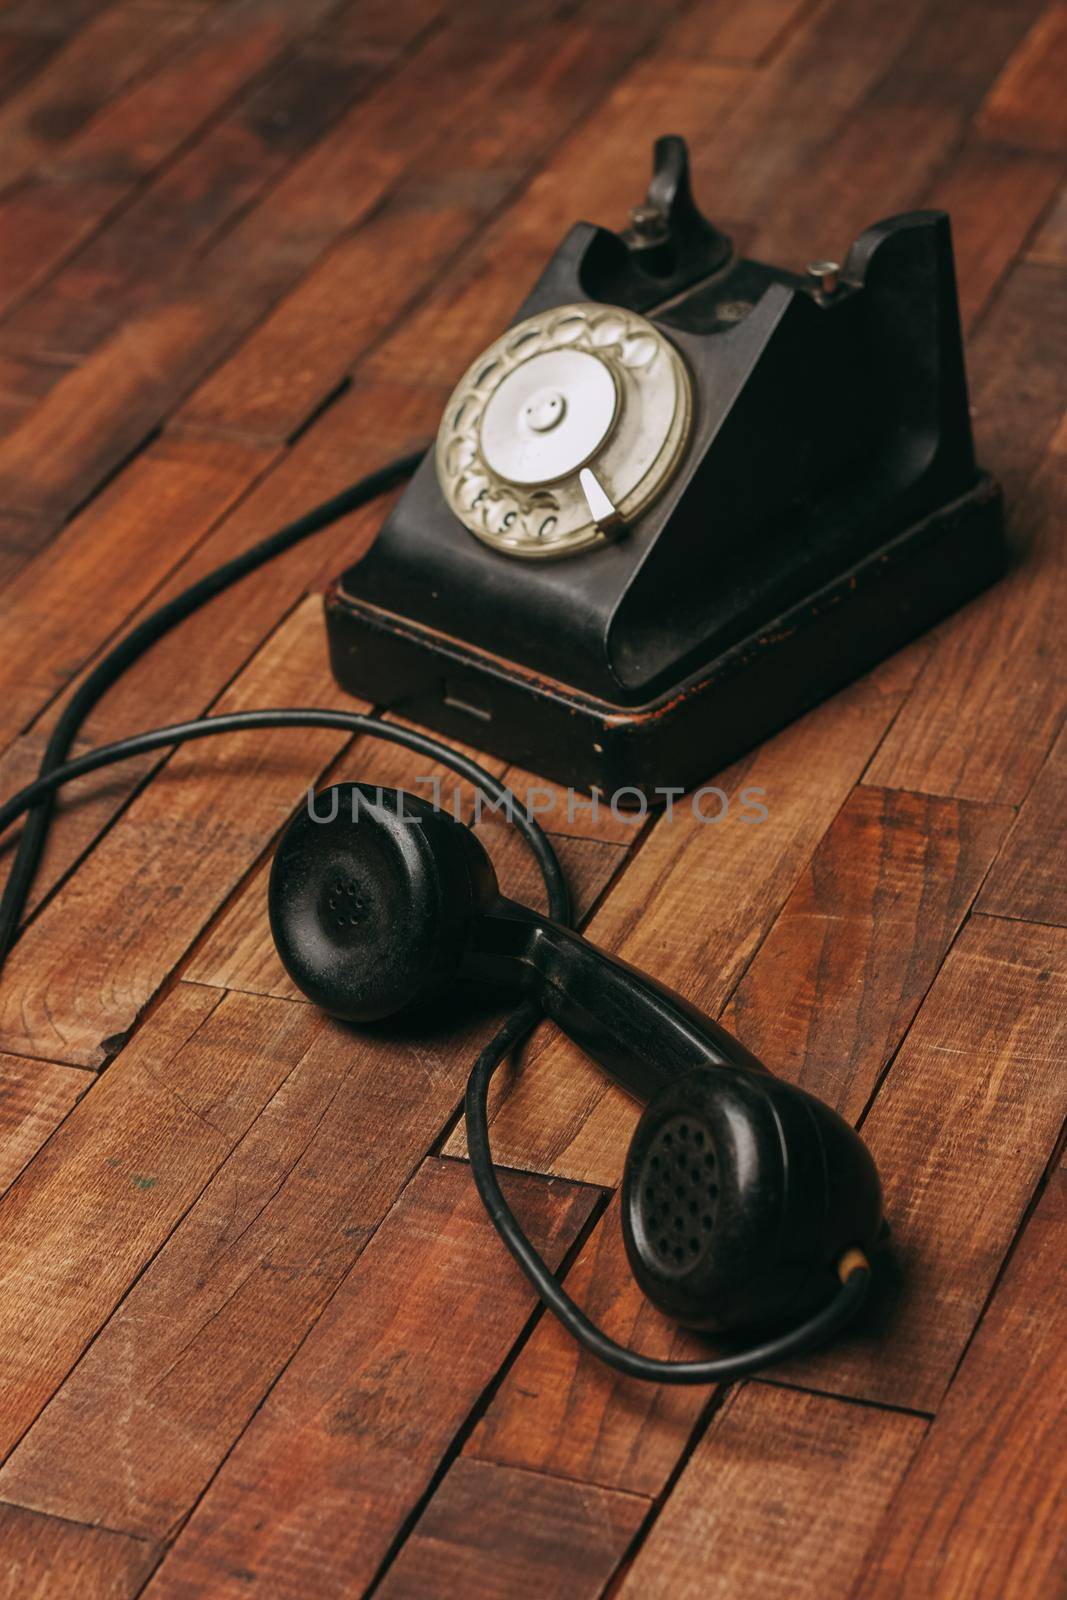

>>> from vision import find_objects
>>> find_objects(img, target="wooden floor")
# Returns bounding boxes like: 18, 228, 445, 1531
0, 0, 1064, 1594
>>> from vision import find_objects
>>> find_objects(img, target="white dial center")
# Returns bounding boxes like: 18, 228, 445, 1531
480, 348, 617, 486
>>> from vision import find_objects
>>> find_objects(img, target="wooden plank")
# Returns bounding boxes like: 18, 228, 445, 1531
0, 352, 67, 437
0, 174, 130, 327
72, 382, 437, 748
139, 1158, 597, 1595
977, 1, 1067, 154
489, 757, 655, 845
375, 1458, 648, 1600
749, 0, 1049, 269
443, 650, 925, 1184
0, 29, 55, 105
721, 785, 1013, 1122
977, 715, 1067, 926
953, 264, 1067, 504
855, 1166, 1067, 1599
0, 1501, 156, 1600
172, 176, 502, 442
0, 983, 325, 1460
923, 142, 1064, 333
0, 432, 276, 749
0, 1005, 593, 1537
463, 788, 1008, 1482
663, 0, 817, 64
466, 1190, 710, 1498
0, 598, 354, 1066
0, 506, 58, 587
0, 3, 198, 192
778, 913, 1067, 1410
0, 34, 385, 362
0, 0, 126, 38
615, 1386, 924, 1600
0, 0, 367, 323
1027, 178, 1067, 264
0, 22, 479, 517
681, 0, 932, 226
865, 272, 1067, 802
0, 1055, 86, 1194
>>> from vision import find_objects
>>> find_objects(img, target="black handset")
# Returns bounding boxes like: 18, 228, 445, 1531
269, 783, 881, 1354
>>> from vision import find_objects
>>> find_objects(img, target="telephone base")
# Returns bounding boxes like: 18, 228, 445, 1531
325, 474, 1003, 799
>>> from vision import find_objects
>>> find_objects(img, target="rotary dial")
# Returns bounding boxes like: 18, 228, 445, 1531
435, 302, 693, 560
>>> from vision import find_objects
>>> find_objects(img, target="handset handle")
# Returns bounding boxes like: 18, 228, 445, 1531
467, 898, 766, 1103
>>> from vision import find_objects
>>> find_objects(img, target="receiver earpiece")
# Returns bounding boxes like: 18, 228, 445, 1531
622, 1066, 881, 1334
268, 783, 497, 1021
270, 784, 882, 1352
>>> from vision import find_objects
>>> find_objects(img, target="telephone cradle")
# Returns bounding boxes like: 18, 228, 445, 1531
325, 136, 1004, 798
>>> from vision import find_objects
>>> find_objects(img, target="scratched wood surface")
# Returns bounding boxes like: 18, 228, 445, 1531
0, 1, 1063, 1596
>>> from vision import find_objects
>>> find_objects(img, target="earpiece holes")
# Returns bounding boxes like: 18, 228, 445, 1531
637, 1115, 719, 1275
325, 876, 367, 933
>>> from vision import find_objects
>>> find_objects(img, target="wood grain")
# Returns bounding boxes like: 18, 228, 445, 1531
749, 0, 1050, 269
977, 714, 1067, 926
0, 433, 276, 751
0, 394, 437, 933
375, 1458, 648, 1600
616, 1385, 924, 1600
0, 983, 324, 1460
466, 1190, 711, 1499
0, 994, 591, 1537
142, 1158, 598, 1597
977, 1, 1067, 153
0, 39, 382, 364
0, 1054, 86, 1195
74, 385, 437, 747
0, 0, 674, 522
0, 3, 198, 192
923, 141, 1064, 331
0, 731, 157, 911
1027, 179, 1067, 264
0, 1501, 156, 1600
855, 1166, 1067, 1600
363, 45, 750, 388
777, 913, 1067, 1410
722, 785, 1013, 1122
461, 786, 1012, 1487
0, 0, 352, 322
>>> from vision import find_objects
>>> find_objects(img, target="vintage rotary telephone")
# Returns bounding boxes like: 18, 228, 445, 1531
0, 132, 1005, 1385
327, 136, 1003, 795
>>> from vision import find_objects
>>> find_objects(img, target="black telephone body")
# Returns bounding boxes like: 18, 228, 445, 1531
326, 137, 1003, 795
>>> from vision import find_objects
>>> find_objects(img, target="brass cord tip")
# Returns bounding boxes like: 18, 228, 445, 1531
838, 1247, 870, 1284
